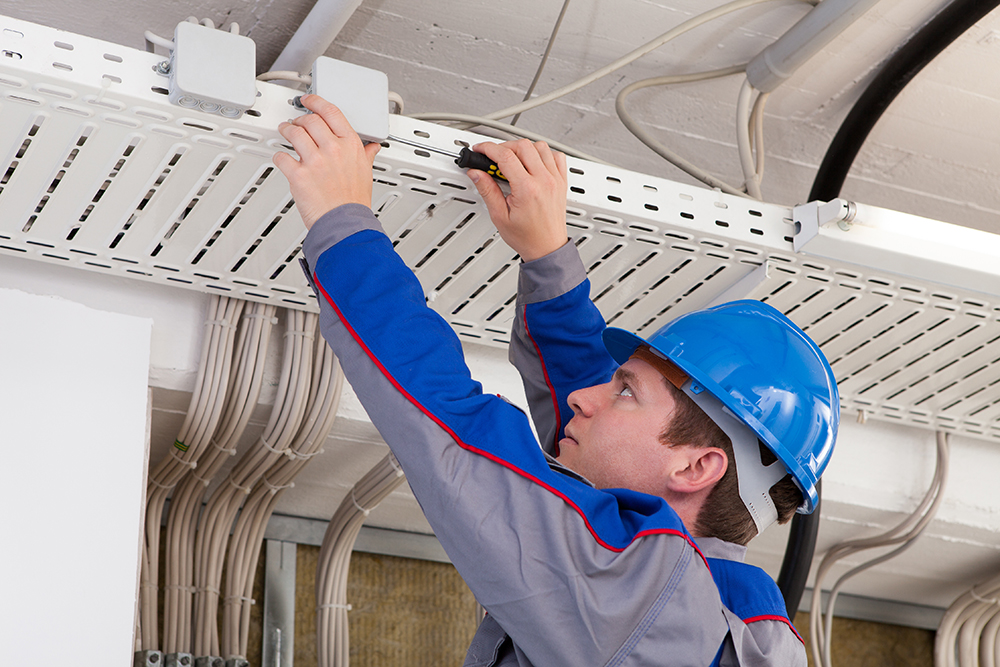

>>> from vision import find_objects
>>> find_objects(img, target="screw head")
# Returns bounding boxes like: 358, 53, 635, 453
153, 60, 171, 75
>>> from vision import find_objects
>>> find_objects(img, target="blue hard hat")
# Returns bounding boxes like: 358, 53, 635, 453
602, 299, 839, 514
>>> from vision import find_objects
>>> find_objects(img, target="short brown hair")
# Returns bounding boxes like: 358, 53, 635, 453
660, 382, 802, 545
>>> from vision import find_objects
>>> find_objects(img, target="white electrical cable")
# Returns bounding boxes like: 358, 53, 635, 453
614, 66, 750, 197
983, 604, 1000, 667
407, 112, 611, 164
736, 78, 763, 199
387, 91, 405, 115
937, 576, 1000, 667
257, 71, 314, 85
510, 0, 573, 126
750, 88, 769, 178
144, 30, 175, 53
140, 295, 243, 652
222, 315, 345, 660
196, 308, 314, 658
420, 0, 825, 198
475, 0, 810, 124
811, 431, 949, 667
162, 302, 277, 655
187, 303, 276, 657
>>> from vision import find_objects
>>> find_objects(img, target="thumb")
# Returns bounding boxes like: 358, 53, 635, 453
364, 141, 382, 164
469, 170, 509, 223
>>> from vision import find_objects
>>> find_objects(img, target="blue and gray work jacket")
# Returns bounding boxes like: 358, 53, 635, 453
304, 204, 806, 666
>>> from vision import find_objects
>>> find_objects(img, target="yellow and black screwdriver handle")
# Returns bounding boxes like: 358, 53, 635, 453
455, 148, 507, 181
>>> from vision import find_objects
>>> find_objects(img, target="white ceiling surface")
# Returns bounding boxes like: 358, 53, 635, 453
6, 0, 1000, 619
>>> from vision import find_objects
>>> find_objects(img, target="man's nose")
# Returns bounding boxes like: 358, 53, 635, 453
568, 382, 604, 417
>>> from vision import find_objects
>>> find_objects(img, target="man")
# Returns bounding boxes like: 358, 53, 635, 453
275, 95, 839, 666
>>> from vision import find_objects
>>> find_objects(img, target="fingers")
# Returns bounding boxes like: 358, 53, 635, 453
301, 94, 357, 138
364, 140, 382, 163
272, 150, 295, 172
552, 149, 568, 181
278, 121, 317, 161
474, 141, 529, 183
279, 95, 364, 160
507, 139, 547, 175
467, 168, 509, 223
474, 139, 566, 185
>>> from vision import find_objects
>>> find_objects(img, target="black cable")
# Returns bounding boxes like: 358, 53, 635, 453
809, 0, 1000, 202
777, 480, 821, 617
780, 0, 1000, 619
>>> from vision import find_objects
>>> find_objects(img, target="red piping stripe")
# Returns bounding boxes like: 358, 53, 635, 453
744, 615, 804, 644
522, 307, 562, 456
314, 273, 710, 569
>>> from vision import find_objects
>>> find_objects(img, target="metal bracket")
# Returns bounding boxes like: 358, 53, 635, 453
792, 198, 857, 252
134, 651, 163, 667
193, 658, 224, 667
263, 539, 297, 667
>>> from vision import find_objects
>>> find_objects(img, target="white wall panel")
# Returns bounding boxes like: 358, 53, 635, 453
0, 287, 151, 663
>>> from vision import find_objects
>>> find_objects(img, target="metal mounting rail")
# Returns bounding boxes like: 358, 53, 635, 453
1, 15, 999, 442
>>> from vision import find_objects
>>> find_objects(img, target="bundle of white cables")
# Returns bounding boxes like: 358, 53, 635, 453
315, 453, 408, 667
810, 431, 950, 667
193, 310, 317, 658
140, 295, 244, 651
935, 566, 1000, 666
161, 301, 278, 655
221, 331, 345, 659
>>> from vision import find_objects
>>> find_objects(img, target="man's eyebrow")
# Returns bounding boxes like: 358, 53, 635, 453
613, 366, 643, 392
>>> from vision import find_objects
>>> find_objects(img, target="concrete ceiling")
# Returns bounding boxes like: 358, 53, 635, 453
5, 0, 1000, 630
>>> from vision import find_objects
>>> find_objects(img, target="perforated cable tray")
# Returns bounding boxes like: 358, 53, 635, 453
1, 15, 1000, 443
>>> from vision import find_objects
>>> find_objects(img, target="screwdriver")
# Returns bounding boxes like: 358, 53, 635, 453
387, 135, 507, 181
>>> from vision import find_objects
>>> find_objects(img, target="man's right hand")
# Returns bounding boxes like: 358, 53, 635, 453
466, 140, 569, 262
273, 95, 381, 230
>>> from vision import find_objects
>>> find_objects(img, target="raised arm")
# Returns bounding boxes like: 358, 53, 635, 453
468, 141, 617, 454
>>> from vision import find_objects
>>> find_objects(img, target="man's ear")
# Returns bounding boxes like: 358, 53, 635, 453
665, 447, 728, 494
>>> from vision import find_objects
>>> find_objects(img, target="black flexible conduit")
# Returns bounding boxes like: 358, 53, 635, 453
777, 0, 1000, 618
808, 0, 1000, 203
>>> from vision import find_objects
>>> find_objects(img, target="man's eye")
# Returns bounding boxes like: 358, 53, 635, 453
619, 386, 634, 397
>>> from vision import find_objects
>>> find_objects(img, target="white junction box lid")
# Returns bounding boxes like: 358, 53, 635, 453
169, 20, 257, 118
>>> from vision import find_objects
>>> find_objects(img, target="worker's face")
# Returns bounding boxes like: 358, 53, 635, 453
558, 358, 680, 495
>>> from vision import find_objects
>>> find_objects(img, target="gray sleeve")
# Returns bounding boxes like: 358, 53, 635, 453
302, 203, 384, 270
507, 241, 588, 453
720, 611, 808, 667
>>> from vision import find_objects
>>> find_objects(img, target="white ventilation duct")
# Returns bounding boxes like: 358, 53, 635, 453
269, 0, 365, 75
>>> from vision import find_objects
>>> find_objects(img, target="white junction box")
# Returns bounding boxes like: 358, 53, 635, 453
168, 21, 256, 118
310, 56, 389, 143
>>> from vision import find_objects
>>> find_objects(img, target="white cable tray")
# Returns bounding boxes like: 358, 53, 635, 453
1, 14, 999, 443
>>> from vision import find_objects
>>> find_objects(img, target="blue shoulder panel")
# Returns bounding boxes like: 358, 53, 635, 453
707, 557, 790, 623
